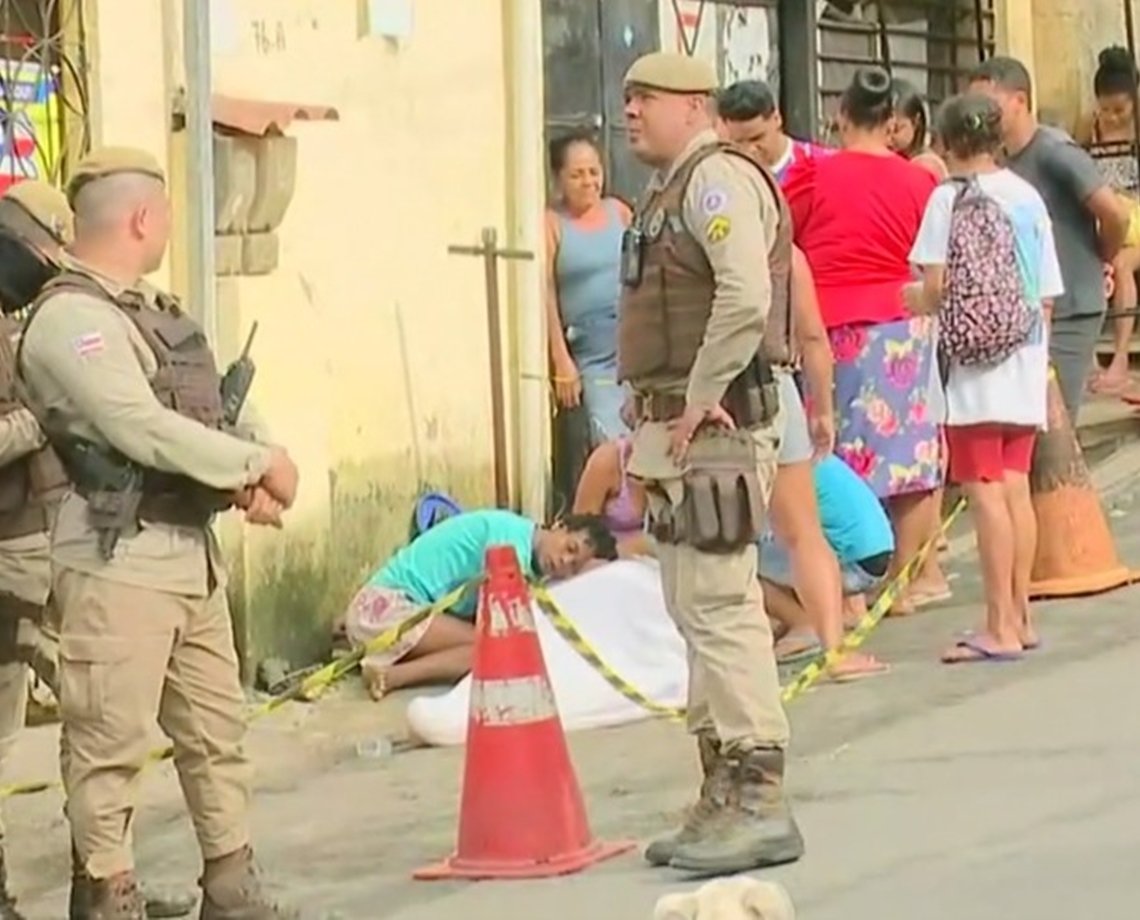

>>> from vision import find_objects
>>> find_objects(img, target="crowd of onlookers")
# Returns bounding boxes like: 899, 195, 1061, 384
546, 51, 1137, 676
332, 49, 1140, 700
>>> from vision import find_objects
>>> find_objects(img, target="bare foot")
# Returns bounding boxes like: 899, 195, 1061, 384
1090, 364, 1130, 395
1017, 605, 1039, 650
843, 595, 867, 630
362, 662, 389, 701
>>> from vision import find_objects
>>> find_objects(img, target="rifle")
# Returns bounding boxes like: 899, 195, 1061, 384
220, 321, 259, 427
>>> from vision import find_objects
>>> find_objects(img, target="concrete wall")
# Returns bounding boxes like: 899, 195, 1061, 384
86, 0, 545, 675
1029, 0, 1138, 134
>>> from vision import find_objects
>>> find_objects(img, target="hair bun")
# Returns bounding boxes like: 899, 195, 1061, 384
1099, 45, 1136, 74
856, 66, 892, 103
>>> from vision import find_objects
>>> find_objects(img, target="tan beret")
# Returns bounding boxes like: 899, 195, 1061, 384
624, 52, 718, 94
66, 146, 166, 205
1, 180, 74, 245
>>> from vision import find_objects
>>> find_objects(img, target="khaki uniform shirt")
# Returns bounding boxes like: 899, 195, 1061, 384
629, 128, 782, 487
18, 257, 272, 596
0, 405, 50, 605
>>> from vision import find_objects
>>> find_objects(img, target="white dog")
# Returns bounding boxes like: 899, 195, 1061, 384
654, 876, 796, 920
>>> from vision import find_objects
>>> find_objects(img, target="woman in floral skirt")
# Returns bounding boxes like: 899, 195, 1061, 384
784, 65, 950, 610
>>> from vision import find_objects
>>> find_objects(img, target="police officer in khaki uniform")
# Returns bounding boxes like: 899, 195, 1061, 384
17, 148, 301, 920
0, 181, 199, 920
618, 53, 804, 875
0, 179, 73, 920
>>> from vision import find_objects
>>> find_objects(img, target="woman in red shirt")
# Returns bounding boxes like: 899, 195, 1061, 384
784, 67, 947, 612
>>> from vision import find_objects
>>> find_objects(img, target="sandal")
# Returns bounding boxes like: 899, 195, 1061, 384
774, 630, 823, 666
825, 654, 890, 684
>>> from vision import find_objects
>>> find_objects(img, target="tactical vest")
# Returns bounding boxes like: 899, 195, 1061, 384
0, 315, 68, 540
618, 141, 796, 384
24, 271, 234, 527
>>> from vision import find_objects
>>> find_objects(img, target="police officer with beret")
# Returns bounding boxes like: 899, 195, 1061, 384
17, 148, 300, 919
0, 179, 201, 919
618, 52, 805, 875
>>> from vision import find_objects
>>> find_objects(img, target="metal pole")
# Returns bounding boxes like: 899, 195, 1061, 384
480, 228, 511, 508
875, 1, 892, 76
973, 0, 988, 63
448, 230, 534, 509
1123, 0, 1140, 184
184, 0, 218, 347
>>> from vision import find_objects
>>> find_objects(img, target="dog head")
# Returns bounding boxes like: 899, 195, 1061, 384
654, 876, 795, 920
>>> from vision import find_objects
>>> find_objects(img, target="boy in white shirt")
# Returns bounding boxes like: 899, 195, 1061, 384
905, 92, 1065, 663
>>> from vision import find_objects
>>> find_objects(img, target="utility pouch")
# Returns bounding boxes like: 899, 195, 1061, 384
677, 427, 765, 553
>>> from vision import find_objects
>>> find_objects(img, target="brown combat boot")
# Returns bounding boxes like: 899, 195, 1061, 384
69, 844, 195, 920
86, 872, 147, 920
0, 845, 27, 920
644, 732, 734, 867
669, 746, 804, 875
199, 847, 299, 920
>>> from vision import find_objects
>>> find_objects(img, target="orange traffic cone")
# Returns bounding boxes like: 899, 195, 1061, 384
1029, 372, 1139, 598
414, 545, 635, 881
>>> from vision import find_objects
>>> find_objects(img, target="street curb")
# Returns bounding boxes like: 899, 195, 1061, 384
941, 442, 1140, 565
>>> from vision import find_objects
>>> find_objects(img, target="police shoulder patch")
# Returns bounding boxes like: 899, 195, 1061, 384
705, 215, 732, 244
699, 187, 728, 215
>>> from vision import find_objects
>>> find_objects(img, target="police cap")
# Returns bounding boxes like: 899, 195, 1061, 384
624, 52, 718, 95
0, 180, 74, 246
66, 146, 166, 207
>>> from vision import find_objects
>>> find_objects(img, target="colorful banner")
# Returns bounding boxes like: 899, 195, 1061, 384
0, 57, 63, 196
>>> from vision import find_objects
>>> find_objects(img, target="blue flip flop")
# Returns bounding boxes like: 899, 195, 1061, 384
942, 637, 1023, 665
957, 629, 1040, 653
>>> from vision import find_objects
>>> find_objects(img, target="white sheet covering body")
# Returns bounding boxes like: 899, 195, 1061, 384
406, 558, 687, 746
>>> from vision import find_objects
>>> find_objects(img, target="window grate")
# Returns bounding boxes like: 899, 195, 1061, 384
817, 0, 995, 139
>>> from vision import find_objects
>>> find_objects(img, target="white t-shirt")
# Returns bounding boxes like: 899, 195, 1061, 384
909, 168, 1065, 429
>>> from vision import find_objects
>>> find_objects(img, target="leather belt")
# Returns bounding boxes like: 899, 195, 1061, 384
635, 391, 687, 422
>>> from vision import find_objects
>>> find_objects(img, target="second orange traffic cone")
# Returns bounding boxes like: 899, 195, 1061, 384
414, 545, 635, 881
1029, 371, 1138, 598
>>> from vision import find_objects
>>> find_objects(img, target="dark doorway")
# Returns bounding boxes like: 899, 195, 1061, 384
542, 0, 660, 204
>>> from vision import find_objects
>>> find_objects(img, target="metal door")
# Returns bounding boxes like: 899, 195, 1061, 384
542, 0, 659, 203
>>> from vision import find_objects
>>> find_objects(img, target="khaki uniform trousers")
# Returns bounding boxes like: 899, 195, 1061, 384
0, 532, 53, 840
53, 567, 251, 879
634, 420, 790, 751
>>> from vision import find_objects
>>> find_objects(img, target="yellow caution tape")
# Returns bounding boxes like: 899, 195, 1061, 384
779, 496, 966, 703
2, 501, 967, 801
530, 498, 967, 717
0, 580, 478, 801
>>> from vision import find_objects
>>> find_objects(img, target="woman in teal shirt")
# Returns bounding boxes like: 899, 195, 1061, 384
342, 510, 616, 700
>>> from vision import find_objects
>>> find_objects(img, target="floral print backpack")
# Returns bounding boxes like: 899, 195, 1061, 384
940, 177, 1034, 366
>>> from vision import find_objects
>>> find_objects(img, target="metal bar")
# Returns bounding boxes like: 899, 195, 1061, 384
820, 20, 993, 45
448, 230, 535, 509
816, 52, 986, 77
874, 1, 892, 75
778, 0, 819, 140
1123, 0, 1140, 191
183, 0, 218, 346
974, 0, 988, 62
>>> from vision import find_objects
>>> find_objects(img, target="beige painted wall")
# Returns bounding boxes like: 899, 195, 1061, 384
1032, 0, 1136, 132
87, 0, 543, 672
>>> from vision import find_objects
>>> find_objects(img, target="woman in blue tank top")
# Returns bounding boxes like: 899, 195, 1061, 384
544, 132, 631, 446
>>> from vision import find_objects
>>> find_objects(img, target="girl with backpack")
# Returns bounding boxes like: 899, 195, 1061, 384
905, 93, 1064, 664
